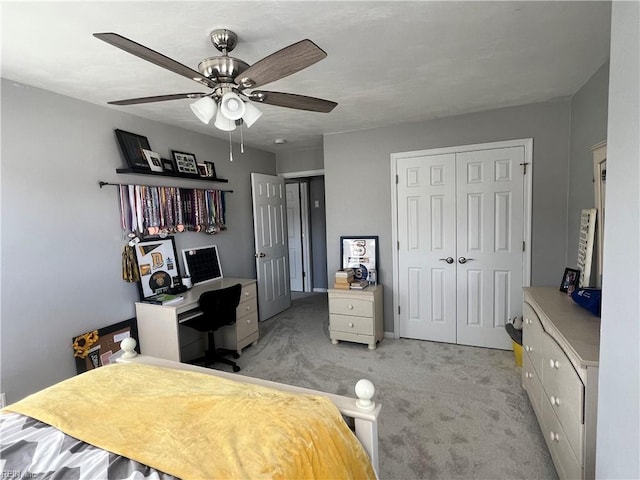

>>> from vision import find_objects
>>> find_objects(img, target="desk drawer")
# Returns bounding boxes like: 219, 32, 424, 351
236, 310, 258, 340
330, 314, 373, 335
237, 298, 257, 319
329, 297, 373, 317
240, 283, 257, 302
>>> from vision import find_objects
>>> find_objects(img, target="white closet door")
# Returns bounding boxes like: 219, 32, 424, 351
397, 153, 457, 342
395, 143, 527, 349
455, 147, 525, 349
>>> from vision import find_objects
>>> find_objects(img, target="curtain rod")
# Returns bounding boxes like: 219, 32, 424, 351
98, 181, 233, 193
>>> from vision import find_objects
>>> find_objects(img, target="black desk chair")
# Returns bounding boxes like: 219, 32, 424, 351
182, 283, 242, 372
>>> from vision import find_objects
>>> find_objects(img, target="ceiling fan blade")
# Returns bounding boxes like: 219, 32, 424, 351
252, 91, 337, 113
108, 93, 206, 106
235, 39, 327, 89
94, 33, 216, 89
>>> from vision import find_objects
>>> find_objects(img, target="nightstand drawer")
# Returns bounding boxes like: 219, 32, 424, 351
330, 314, 373, 335
329, 297, 373, 317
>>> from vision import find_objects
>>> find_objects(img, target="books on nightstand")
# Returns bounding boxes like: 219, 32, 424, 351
334, 268, 354, 289
143, 293, 184, 305
349, 280, 369, 290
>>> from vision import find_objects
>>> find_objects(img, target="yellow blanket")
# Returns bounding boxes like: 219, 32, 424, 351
5, 363, 375, 480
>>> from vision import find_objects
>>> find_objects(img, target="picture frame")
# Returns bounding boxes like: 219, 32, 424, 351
134, 236, 182, 299
197, 163, 208, 177
204, 161, 216, 178
560, 267, 581, 293
114, 129, 152, 170
72, 318, 140, 374
171, 150, 199, 175
143, 149, 163, 172
340, 236, 378, 282
161, 158, 175, 172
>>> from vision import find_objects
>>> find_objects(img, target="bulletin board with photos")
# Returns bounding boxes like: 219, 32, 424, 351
71, 318, 139, 374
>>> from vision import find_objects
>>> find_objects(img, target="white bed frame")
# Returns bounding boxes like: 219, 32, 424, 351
117, 338, 381, 474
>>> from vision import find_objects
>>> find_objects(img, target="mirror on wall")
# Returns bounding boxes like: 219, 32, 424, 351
592, 141, 607, 288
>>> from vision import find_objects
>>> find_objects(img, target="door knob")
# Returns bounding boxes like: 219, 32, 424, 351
458, 257, 475, 264
438, 257, 454, 264
255, 252, 266, 258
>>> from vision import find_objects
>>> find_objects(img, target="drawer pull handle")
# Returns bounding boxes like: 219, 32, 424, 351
525, 371, 532, 379
246, 306, 251, 311
525, 345, 531, 352
550, 395, 560, 406
348, 305, 354, 310
348, 322, 354, 328
549, 359, 559, 369
549, 431, 560, 443
244, 291, 250, 296
246, 319, 251, 324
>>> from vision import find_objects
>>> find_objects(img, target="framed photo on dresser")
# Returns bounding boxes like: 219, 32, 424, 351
340, 236, 378, 282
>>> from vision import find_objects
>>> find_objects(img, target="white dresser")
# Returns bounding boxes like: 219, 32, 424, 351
522, 287, 600, 480
328, 285, 384, 349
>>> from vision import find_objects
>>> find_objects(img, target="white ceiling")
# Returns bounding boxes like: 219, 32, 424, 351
1, 1, 611, 153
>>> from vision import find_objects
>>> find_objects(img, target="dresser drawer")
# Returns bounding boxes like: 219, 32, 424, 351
542, 398, 583, 480
330, 314, 373, 335
523, 302, 545, 377
543, 333, 585, 462
522, 351, 543, 418
329, 297, 373, 317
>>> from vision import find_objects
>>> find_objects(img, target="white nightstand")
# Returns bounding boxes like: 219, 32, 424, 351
328, 285, 384, 349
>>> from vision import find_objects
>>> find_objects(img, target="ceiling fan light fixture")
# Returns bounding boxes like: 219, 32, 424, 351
220, 92, 246, 120
242, 101, 263, 128
215, 107, 236, 131
190, 96, 217, 124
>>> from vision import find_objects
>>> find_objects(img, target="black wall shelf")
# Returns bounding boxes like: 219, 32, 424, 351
115, 168, 229, 183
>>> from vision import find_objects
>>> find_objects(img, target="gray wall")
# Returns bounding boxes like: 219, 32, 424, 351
568, 61, 610, 282
596, 1, 640, 476
0, 79, 275, 403
276, 147, 324, 173
324, 100, 571, 332
309, 176, 328, 290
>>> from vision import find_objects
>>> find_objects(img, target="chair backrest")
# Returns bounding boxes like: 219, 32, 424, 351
197, 283, 243, 330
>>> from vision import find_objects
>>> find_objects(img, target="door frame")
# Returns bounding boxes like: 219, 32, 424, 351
390, 138, 533, 339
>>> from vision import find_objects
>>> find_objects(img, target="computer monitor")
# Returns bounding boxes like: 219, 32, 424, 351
182, 245, 223, 286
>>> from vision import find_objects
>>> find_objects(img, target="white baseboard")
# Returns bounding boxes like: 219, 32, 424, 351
313, 288, 328, 293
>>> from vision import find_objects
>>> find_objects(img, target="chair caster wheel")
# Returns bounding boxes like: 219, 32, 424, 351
232, 352, 240, 359
233, 365, 241, 373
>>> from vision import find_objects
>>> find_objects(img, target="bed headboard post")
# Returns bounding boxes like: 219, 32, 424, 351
121, 337, 138, 358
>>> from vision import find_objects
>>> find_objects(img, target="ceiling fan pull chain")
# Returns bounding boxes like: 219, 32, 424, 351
240, 121, 245, 154
228, 131, 233, 161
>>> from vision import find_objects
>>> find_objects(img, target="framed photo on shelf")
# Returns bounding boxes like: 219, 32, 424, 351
340, 236, 378, 281
171, 150, 199, 175
114, 129, 152, 170
161, 158, 175, 172
197, 163, 208, 177
134, 236, 181, 299
142, 149, 163, 172
204, 161, 216, 178
559, 267, 581, 293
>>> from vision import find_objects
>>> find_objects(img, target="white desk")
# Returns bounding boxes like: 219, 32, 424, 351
135, 277, 258, 362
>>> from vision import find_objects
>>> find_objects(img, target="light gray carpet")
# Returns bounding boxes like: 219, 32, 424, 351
235, 292, 557, 480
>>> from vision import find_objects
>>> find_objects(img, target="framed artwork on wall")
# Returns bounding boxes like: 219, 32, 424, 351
114, 129, 152, 170
340, 236, 378, 282
134, 236, 181, 299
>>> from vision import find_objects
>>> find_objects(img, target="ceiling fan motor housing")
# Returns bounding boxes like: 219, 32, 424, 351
198, 56, 249, 82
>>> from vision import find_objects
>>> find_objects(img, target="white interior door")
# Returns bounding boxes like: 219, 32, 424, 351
455, 147, 524, 349
286, 183, 303, 292
394, 141, 530, 350
397, 153, 457, 342
251, 173, 291, 321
